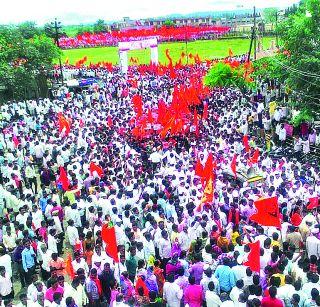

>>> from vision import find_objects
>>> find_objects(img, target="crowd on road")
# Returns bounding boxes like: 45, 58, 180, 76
0, 61, 319, 307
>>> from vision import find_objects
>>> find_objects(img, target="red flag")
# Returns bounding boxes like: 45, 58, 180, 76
244, 241, 260, 272
249, 148, 260, 165
132, 95, 143, 118
243, 135, 250, 153
202, 102, 208, 120
195, 158, 204, 177
228, 48, 234, 57
89, 162, 104, 178
291, 212, 302, 227
307, 197, 319, 210
231, 154, 237, 178
57, 167, 70, 191
250, 196, 281, 228
65, 253, 75, 279
101, 225, 119, 263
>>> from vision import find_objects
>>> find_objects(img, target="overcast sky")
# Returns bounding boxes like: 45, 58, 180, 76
0, 0, 300, 25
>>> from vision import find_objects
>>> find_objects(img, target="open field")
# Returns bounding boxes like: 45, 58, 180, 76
61, 37, 274, 65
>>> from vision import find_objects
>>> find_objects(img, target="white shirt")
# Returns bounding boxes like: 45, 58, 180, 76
178, 231, 191, 252
0, 255, 12, 278
277, 284, 295, 304
163, 282, 183, 307
159, 238, 171, 259
306, 235, 320, 259
149, 151, 162, 163
66, 225, 79, 246
72, 258, 89, 276
206, 290, 222, 307
143, 239, 155, 260
0, 272, 12, 296
48, 234, 58, 254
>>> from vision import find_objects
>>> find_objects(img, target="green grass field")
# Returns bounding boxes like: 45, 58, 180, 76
61, 37, 274, 65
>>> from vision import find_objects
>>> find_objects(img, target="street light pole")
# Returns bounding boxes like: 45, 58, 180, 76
185, 28, 189, 65
253, 6, 257, 61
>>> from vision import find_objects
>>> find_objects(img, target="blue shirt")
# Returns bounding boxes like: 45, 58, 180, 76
21, 247, 35, 272
214, 265, 236, 292
39, 197, 48, 213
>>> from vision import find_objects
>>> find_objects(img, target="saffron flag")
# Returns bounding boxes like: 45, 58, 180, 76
101, 225, 119, 263
159, 117, 174, 139
244, 241, 260, 272
307, 197, 319, 210
195, 158, 204, 178
57, 167, 70, 191
249, 148, 260, 165
65, 253, 75, 279
202, 152, 214, 185
201, 177, 214, 204
89, 162, 104, 178
58, 115, 71, 136
228, 48, 234, 57
231, 154, 237, 178
243, 135, 250, 153
250, 196, 281, 228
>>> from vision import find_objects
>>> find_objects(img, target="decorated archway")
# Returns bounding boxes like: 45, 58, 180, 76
118, 38, 158, 73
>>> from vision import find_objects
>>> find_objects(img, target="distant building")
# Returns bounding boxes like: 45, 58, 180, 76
110, 13, 271, 34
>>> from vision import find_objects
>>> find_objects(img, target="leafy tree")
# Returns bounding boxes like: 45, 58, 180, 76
17, 21, 41, 39
163, 20, 175, 27
284, 3, 299, 17
263, 8, 278, 25
93, 19, 106, 33
277, 0, 320, 112
76, 25, 93, 36
0, 26, 61, 100
204, 61, 255, 93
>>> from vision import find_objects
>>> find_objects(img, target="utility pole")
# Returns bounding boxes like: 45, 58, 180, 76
50, 18, 64, 84
253, 6, 257, 61
247, 6, 257, 62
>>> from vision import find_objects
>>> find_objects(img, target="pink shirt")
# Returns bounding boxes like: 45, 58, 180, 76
45, 286, 64, 302
184, 284, 203, 307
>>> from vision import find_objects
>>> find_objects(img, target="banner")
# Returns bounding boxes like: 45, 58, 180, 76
119, 38, 158, 51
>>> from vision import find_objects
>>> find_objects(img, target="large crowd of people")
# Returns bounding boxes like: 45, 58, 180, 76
58, 25, 230, 49
0, 60, 319, 307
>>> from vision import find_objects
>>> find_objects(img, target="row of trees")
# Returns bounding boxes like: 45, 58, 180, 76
0, 25, 60, 101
